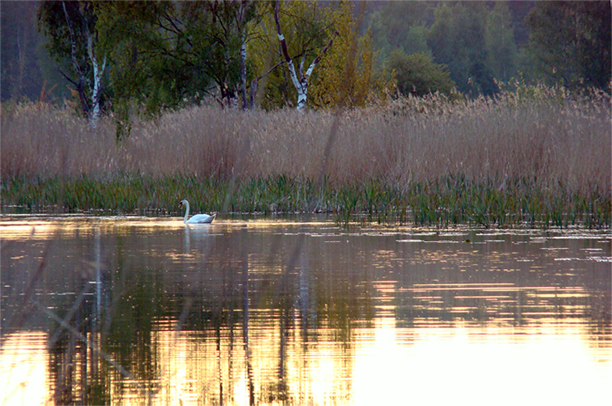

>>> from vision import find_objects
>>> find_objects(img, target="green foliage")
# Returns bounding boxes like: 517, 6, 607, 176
38, 2, 91, 82
367, 2, 434, 58
524, 1, 611, 89
249, 1, 335, 110
427, 2, 497, 96
37, 1, 106, 115
387, 51, 455, 97
309, 2, 390, 109
484, 2, 518, 83
23, 0, 612, 118
368, 1, 525, 97
97, 2, 188, 116
97, 1, 257, 118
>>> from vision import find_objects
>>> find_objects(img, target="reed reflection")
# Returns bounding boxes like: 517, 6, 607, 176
0, 218, 610, 405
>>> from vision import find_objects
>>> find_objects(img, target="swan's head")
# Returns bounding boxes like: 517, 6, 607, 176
179, 199, 188, 208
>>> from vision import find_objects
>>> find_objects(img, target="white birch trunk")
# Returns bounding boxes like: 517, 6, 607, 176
87, 33, 106, 128
274, 1, 336, 112
278, 36, 308, 111
62, 1, 106, 127
240, 33, 248, 109
62, 2, 89, 115
238, 0, 249, 109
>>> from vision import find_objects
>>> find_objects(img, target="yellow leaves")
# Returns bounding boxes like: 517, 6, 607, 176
247, 1, 392, 110
309, 3, 392, 110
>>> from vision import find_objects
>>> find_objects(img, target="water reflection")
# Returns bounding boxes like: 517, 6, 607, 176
1, 216, 610, 405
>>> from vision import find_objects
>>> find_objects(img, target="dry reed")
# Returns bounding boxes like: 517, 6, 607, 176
2, 85, 610, 226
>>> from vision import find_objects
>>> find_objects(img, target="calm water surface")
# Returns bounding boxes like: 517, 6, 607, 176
1, 216, 610, 405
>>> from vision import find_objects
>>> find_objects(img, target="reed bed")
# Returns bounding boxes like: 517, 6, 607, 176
2, 85, 610, 227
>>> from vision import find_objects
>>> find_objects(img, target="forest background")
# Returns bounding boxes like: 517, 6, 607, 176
3, 1, 610, 114
1, 1, 611, 227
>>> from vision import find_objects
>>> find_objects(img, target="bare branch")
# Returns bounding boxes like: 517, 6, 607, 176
257, 60, 286, 80
305, 31, 338, 81
58, 68, 78, 87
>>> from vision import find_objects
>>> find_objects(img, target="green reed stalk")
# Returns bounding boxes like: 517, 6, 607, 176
3, 174, 609, 228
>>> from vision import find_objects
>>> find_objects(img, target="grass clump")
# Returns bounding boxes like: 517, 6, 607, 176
1, 84, 610, 228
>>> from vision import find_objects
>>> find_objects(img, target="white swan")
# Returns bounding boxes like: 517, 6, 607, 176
179, 199, 215, 224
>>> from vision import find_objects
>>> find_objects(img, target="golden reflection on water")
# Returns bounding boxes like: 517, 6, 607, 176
1, 318, 610, 405
0, 325, 609, 405
0, 332, 48, 406
354, 319, 610, 406
1, 217, 610, 405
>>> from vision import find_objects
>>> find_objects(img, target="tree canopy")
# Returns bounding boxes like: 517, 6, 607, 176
388, 51, 455, 97
2, 0, 609, 117
38, 0, 107, 123
97, 1, 258, 115
524, 1, 611, 89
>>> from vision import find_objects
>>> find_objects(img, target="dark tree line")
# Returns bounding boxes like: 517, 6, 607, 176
369, 1, 611, 96
1, 1, 610, 115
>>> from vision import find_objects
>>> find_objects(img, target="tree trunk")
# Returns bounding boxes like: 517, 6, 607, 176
238, 0, 249, 109
240, 35, 248, 109
61, 2, 89, 116
274, 1, 336, 112
62, 1, 106, 127
81, 3, 106, 128
86, 32, 106, 128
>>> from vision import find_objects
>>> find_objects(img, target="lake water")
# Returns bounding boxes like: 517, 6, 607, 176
1, 216, 610, 405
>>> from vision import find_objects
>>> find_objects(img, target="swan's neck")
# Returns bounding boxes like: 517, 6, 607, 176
183, 202, 190, 223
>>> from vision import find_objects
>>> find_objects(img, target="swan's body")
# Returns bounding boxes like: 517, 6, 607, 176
180, 199, 215, 224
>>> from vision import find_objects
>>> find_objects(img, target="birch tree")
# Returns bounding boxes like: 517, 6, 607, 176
237, 0, 250, 109
98, 1, 257, 117
273, 0, 337, 111
38, 1, 106, 127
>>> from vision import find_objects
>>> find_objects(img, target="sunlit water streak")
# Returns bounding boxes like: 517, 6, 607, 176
1, 216, 610, 405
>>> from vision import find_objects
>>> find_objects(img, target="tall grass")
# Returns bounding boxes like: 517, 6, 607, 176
2, 84, 610, 227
